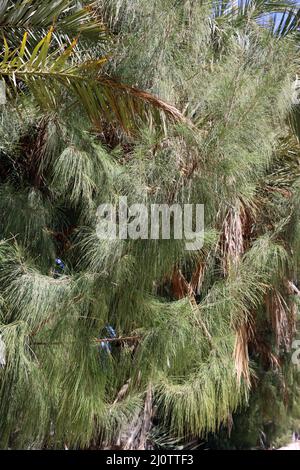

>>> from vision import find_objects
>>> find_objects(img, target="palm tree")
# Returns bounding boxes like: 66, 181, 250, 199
0, 1, 185, 133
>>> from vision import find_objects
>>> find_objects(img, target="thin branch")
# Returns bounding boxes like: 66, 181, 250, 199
33, 335, 142, 346
94, 335, 141, 343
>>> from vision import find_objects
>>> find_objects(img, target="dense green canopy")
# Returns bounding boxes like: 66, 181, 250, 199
0, 0, 300, 449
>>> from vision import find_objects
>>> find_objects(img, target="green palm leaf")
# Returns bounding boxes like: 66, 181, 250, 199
0, 0, 107, 46
0, 29, 185, 131
214, 0, 299, 33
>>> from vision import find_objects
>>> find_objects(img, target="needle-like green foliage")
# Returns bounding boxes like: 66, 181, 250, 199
0, 0, 300, 449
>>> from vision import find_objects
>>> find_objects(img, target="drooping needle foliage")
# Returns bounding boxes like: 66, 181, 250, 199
0, 0, 300, 449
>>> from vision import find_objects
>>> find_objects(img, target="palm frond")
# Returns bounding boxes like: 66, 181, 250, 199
0, 0, 107, 46
214, 0, 300, 37
0, 30, 185, 131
